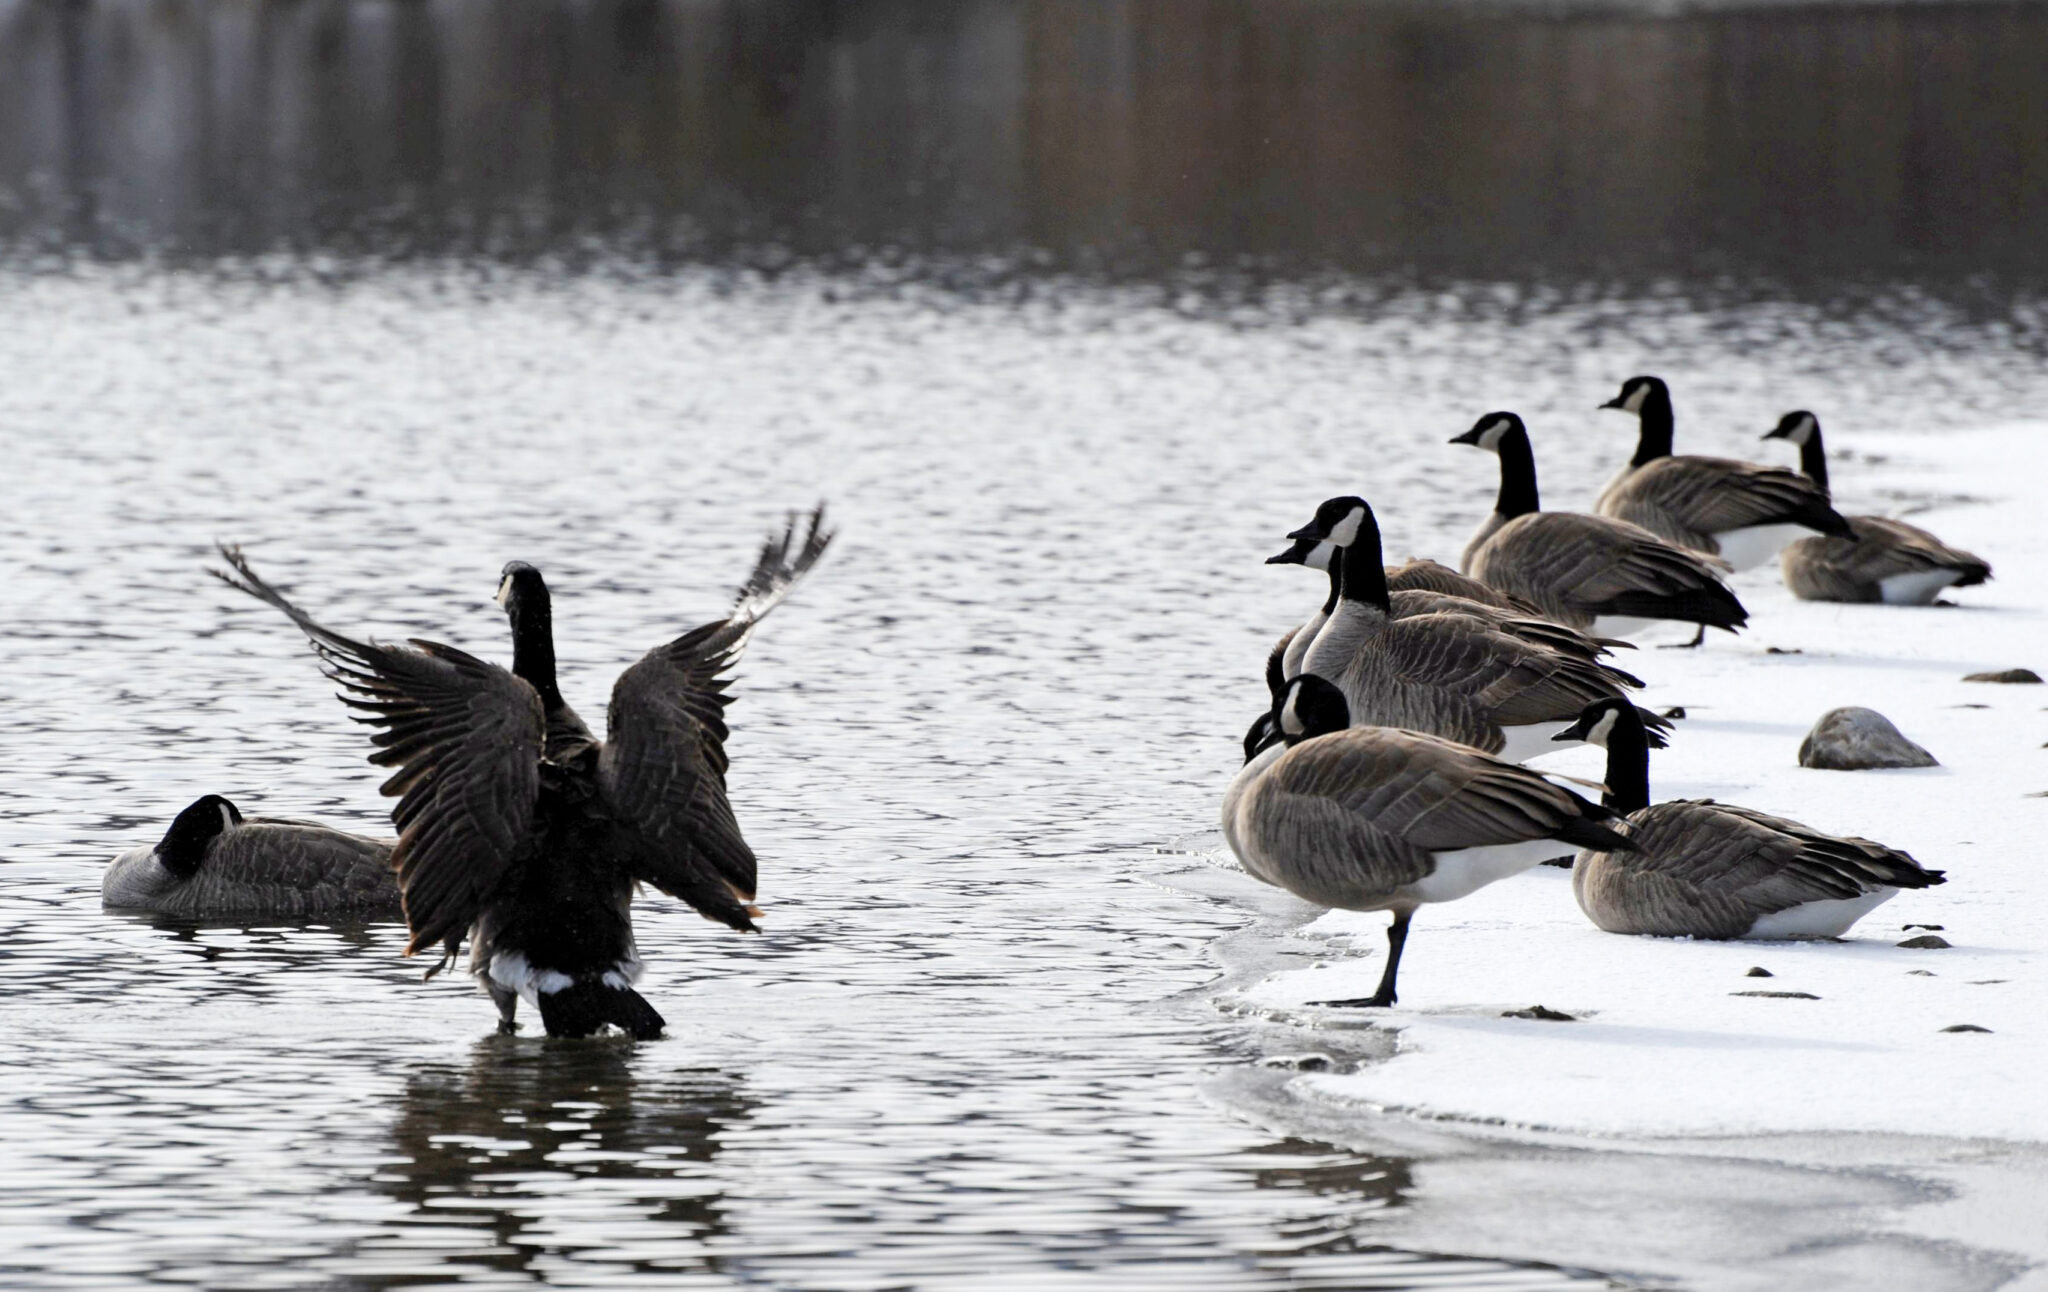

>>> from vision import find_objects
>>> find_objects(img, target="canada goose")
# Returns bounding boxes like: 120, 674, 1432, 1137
1223, 675, 1633, 1006
1763, 412, 1992, 604
1596, 376, 1854, 570
1451, 412, 1750, 645
211, 507, 832, 1038
1554, 698, 1945, 939
103, 793, 399, 918
1283, 496, 1669, 761
1267, 538, 1637, 675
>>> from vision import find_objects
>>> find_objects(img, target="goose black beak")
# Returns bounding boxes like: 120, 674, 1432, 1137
1552, 717, 1593, 742
1448, 427, 1484, 446
1598, 395, 1625, 410
1284, 521, 1323, 541
1761, 426, 1791, 441
1266, 537, 1316, 565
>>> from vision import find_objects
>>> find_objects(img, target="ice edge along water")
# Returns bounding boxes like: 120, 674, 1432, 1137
1230, 421, 2047, 1146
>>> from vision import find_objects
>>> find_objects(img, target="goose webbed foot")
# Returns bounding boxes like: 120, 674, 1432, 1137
1659, 624, 1709, 649
1310, 909, 1411, 1010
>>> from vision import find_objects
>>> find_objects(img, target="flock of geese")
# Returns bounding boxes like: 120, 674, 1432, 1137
104, 509, 833, 1038
1222, 378, 1980, 1007
99, 373, 1995, 1035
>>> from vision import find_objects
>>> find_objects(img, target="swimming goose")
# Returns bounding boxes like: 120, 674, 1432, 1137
103, 793, 399, 918
1284, 496, 1669, 761
1554, 698, 1945, 939
1451, 412, 1749, 644
211, 507, 832, 1038
1223, 675, 1633, 1006
1762, 411, 1992, 604
1595, 376, 1854, 570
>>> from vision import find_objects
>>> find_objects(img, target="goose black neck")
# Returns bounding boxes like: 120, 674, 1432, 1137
1798, 426, 1830, 493
508, 592, 567, 709
1495, 423, 1542, 519
1630, 387, 1676, 467
1320, 555, 1342, 615
1602, 710, 1653, 815
1335, 515, 1391, 615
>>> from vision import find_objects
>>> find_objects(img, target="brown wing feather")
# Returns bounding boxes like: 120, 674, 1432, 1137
211, 544, 544, 954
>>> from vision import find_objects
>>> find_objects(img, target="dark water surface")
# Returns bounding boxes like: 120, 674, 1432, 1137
2, 2, 2044, 1289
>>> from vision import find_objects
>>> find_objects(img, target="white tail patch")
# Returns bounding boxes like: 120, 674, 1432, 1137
1589, 615, 1657, 640
488, 952, 574, 1006
1879, 568, 1965, 605
1743, 889, 1896, 940
1714, 522, 1811, 572
1408, 838, 1566, 904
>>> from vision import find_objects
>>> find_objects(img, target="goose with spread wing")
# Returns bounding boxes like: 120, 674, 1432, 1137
212, 507, 832, 1038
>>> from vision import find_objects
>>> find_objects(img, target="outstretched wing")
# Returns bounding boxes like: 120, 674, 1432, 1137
211, 544, 544, 955
600, 505, 833, 930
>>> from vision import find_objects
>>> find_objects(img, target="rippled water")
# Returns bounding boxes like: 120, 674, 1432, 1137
4, 1, 2047, 1286
3, 264, 2043, 1289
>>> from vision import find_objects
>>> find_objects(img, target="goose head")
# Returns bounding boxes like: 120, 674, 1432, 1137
1448, 410, 1525, 454
1600, 375, 1667, 415
1242, 712, 1282, 764
1551, 697, 1632, 749
156, 793, 243, 879
496, 560, 550, 619
1763, 410, 1820, 447
1285, 496, 1372, 549
1264, 535, 1335, 570
1276, 674, 1351, 746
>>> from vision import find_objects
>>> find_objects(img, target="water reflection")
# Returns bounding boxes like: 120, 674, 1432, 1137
357, 1040, 745, 1286
1, 0, 2044, 298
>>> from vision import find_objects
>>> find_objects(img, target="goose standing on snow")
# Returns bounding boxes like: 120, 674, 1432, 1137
211, 507, 832, 1038
1224, 675, 1634, 1006
103, 793, 399, 917
1553, 698, 1945, 939
1595, 376, 1854, 570
1282, 496, 1669, 761
1762, 411, 1992, 604
1451, 412, 1749, 644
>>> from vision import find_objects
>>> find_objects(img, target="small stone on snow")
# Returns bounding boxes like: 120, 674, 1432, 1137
1798, 706, 1940, 770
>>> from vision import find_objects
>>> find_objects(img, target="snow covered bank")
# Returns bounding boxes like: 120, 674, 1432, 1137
1235, 421, 2048, 1143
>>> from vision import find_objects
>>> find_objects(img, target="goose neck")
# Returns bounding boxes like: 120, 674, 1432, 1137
1799, 427, 1830, 493
1494, 424, 1542, 519
1334, 523, 1391, 616
509, 596, 567, 709
1630, 388, 1676, 467
1602, 714, 1653, 815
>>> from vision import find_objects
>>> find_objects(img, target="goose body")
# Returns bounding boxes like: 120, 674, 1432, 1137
103, 794, 399, 918
1763, 412, 1991, 604
1283, 497, 1667, 761
1451, 412, 1750, 641
1556, 699, 1945, 940
212, 507, 832, 1038
1223, 676, 1632, 1005
1595, 377, 1853, 571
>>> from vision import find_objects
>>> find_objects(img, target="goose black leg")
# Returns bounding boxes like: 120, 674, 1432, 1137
1660, 623, 1708, 649
488, 982, 521, 1034
1312, 910, 1412, 1008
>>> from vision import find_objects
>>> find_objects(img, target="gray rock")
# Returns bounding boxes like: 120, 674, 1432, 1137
1941, 1024, 1993, 1033
1798, 707, 1939, 771
1898, 935, 1952, 949
1962, 668, 2042, 684
1745, 966, 1773, 977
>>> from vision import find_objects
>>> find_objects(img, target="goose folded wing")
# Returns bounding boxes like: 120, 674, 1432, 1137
1629, 457, 1837, 534
1834, 518, 1991, 583
211, 544, 544, 954
1281, 731, 1591, 850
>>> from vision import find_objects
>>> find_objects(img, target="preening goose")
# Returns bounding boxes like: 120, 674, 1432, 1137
1595, 376, 1853, 570
211, 507, 832, 1038
1223, 675, 1634, 1006
1283, 496, 1669, 761
1451, 412, 1750, 644
103, 793, 399, 918
1763, 412, 1992, 604
1555, 698, 1945, 939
